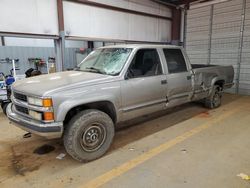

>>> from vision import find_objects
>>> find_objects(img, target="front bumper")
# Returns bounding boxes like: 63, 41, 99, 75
7, 103, 63, 139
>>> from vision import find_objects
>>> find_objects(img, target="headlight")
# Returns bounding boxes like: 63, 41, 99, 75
27, 97, 43, 106
27, 97, 53, 107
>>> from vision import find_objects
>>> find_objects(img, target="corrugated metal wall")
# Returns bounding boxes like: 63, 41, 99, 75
0, 47, 78, 75
186, 6, 211, 65
0, 0, 58, 36
63, 0, 171, 42
186, 0, 250, 95
211, 0, 242, 94
1, 0, 171, 43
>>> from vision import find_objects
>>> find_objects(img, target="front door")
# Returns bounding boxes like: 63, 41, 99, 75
121, 49, 167, 121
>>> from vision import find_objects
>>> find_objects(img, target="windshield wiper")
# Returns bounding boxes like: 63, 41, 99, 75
85, 67, 105, 74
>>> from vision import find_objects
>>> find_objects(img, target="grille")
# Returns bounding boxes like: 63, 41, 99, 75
14, 92, 27, 102
15, 105, 29, 115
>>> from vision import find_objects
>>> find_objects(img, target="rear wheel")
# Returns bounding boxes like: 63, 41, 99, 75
63, 109, 114, 162
204, 85, 222, 109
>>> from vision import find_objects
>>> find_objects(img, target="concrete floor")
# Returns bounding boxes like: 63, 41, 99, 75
0, 93, 250, 188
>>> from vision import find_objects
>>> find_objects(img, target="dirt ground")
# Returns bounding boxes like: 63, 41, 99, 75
0, 93, 249, 188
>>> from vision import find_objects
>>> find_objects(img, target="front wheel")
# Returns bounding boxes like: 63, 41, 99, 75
204, 85, 222, 109
63, 109, 114, 162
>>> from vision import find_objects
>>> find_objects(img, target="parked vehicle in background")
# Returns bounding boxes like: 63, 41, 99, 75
0, 58, 20, 115
0, 72, 9, 114
7, 44, 234, 162
0, 58, 43, 114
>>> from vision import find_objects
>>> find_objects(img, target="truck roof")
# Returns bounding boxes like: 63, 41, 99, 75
99, 44, 182, 49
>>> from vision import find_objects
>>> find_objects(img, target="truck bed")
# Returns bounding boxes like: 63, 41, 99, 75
191, 64, 217, 69
191, 64, 234, 100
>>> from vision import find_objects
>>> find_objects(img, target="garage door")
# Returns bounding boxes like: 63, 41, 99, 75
185, 0, 250, 95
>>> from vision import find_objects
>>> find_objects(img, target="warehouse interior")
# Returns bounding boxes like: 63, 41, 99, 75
0, 0, 249, 187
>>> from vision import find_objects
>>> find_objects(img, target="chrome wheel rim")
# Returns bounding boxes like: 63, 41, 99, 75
80, 123, 106, 152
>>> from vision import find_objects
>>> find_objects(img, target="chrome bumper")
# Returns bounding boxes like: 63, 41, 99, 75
7, 103, 63, 139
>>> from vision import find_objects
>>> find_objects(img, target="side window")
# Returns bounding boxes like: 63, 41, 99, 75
127, 49, 162, 78
163, 49, 187, 74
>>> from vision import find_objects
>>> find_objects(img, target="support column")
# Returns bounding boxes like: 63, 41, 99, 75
54, 38, 63, 72
55, 0, 65, 72
87, 41, 94, 50
207, 5, 214, 65
183, 7, 188, 48
1, 36, 5, 46
236, 0, 246, 94
171, 8, 182, 45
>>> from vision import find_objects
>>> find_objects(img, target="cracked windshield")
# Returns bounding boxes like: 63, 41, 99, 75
77, 48, 132, 75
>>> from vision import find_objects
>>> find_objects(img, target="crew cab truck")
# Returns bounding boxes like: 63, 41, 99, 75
7, 45, 234, 162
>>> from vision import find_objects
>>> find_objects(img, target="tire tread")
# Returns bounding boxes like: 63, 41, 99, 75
63, 109, 114, 162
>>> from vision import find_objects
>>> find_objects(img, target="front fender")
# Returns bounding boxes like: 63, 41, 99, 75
55, 94, 119, 122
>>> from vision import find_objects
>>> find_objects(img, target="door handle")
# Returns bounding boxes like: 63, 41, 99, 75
186, 75, 191, 80
161, 80, 167, 85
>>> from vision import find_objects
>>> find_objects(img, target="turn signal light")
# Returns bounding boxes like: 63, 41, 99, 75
44, 112, 54, 121
43, 98, 53, 107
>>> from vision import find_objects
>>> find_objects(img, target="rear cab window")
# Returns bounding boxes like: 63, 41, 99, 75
163, 49, 188, 74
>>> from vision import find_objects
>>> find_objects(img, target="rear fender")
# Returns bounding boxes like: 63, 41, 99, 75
209, 77, 225, 95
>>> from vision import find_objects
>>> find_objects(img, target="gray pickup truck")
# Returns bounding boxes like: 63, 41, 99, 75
7, 44, 234, 162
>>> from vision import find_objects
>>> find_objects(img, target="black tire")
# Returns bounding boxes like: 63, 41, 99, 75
1, 102, 9, 115
204, 85, 222, 109
63, 109, 114, 162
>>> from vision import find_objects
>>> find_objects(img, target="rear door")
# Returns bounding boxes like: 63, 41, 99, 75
162, 48, 193, 106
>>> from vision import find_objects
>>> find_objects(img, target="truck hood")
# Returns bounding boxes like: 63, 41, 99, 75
13, 71, 115, 96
